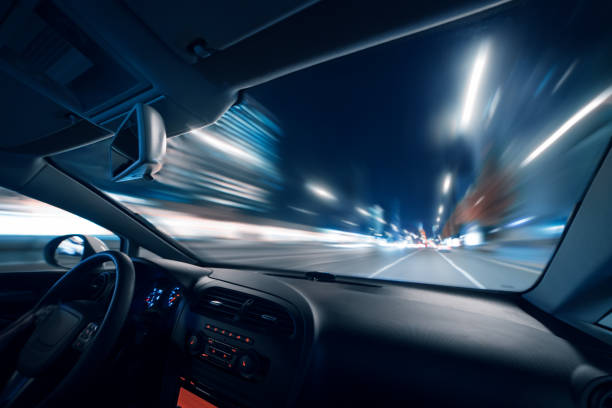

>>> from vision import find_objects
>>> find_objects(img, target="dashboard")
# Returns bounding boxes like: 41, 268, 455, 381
124, 257, 612, 408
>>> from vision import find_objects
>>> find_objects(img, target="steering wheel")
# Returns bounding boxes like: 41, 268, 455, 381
0, 251, 135, 408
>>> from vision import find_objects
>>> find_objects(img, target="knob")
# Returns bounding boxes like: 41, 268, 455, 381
237, 352, 260, 379
187, 334, 203, 355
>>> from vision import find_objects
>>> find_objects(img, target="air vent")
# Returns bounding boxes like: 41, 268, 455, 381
192, 287, 248, 321
193, 287, 295, 336
242, 297, 295, 336
588, 379, 612, 408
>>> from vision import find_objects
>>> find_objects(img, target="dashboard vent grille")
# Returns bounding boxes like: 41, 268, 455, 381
192, 287, 248, 321
193, 287, 295, 336
242, 297, 295, 336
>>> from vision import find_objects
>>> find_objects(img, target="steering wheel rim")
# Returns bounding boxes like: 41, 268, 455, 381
0, 251, 135, 408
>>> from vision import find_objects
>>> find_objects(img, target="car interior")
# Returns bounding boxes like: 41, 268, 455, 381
1, 1, 612, 407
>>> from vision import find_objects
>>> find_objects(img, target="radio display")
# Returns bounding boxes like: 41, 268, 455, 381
176, 386, 218, 408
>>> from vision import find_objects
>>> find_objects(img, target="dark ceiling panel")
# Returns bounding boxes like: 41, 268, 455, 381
123, 0, 317, 61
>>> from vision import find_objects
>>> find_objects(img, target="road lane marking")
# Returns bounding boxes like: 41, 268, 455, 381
466, 253, 541, 274
436, 251, 486, 289
369, 250, 422, 278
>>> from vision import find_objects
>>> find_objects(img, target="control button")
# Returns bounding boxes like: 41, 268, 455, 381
205, 324, 211, 330
237, 352, 260, 379
187, 334, 204, 355
235, 334, 242, 340
73, 322, 99, 352
243, 337, 253, 345
228, 332, 234, 338
213, 327, 219, 333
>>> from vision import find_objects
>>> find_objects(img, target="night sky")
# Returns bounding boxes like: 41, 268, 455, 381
246, 0, 612, 233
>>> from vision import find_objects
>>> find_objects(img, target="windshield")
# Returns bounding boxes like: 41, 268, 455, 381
54, 1, 612, 291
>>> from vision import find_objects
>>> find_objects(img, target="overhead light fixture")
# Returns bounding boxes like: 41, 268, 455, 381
438, 205, 444, 215
521, 86, 612, 167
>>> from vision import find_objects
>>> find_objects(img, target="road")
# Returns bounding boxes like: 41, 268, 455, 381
0, 236, 544, 291
186, 241, 544, 291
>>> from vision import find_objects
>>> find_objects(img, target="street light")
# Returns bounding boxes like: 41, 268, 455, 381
460, 43, 489, 130
442, 173, 452, 194
355, 206, 369, 216
306, 182, 337, 202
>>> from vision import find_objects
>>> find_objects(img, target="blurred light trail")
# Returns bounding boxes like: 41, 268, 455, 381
356, 206, 369, 216
306, 182, 337, 201
521, 86, 612, 167
136, 205, 376, 244
375, 216, 387, 225
543, 224, 565, 234
438, 205, 444, 214
552, 60, 577, 94
391, 223, 399, 232
436, 216, 441, 223
534, 66, 556, 97
463, 228, 484, 247
0, 201, 110, 236
460, 43, 489, 130
191, 128, 265, 167
289, 206, 316, 215
342, 220, 358, 227
486, 88, 501, 122
474, 196, 484, 206
506, 216, 535, 228
199, 195, 256, 210
442, 173, 452, 194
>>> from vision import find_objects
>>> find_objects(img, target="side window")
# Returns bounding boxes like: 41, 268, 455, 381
0, 187, 119, 272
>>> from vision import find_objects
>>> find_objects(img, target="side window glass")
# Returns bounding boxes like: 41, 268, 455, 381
0, 187, 119, 272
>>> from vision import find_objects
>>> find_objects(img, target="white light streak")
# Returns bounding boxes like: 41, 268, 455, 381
306, 182, 337, 201
356, 206, 369, 216
191, 128, 264, 166
506, 216, 535, 228
461, 43, 489, 129
522, 86, 612, 167
289, 206, 317, 216
442, 173, 452, 194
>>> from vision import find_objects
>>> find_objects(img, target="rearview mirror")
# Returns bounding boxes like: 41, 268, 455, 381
44, 234, 108, 269
110, 103, 166, 182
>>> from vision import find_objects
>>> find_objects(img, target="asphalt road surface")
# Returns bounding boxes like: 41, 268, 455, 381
186, 242, 544, 291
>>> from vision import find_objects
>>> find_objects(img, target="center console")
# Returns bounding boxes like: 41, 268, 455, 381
166, 281, 308, 408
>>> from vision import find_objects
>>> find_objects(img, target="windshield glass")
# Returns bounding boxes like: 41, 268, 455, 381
54, 1, 612, 291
